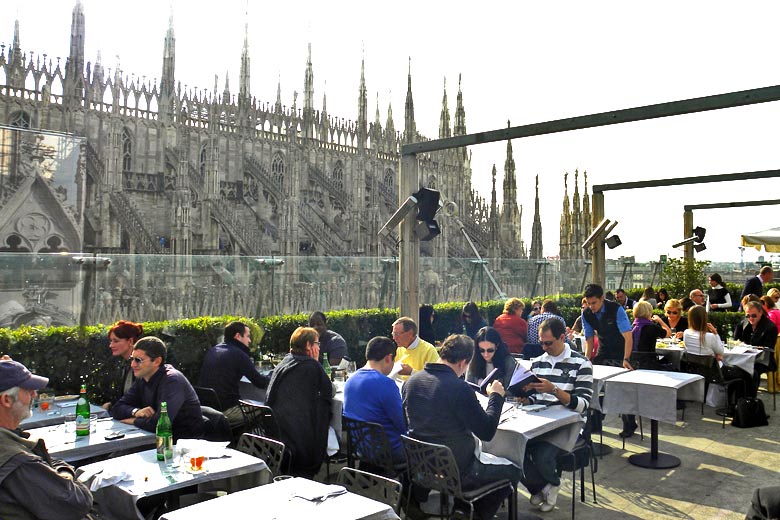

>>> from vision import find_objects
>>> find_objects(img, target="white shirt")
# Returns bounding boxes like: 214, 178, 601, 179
683, 329, 724, 357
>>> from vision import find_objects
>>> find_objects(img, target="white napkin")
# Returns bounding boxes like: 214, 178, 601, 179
176, 439, 230, 458
88, 469, 131, 491
326, 426, 339, 456
293, 482, 346, 501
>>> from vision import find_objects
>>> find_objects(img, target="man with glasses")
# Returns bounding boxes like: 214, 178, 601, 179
112, 337, 205, 440
392, 317, 439, 379
519, 319, 593, 512
689, 289, 707, 307
615, 289, 636, 310
343, 336, 405, 463
0, 360, 95, 519
266, 327, 334, 478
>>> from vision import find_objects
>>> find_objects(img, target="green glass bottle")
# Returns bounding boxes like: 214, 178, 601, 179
322, 352, 332, 380
156, 401, 173, 462
75, 384, 90, 437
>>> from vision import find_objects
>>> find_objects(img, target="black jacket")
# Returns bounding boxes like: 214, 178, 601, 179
199, 338, 269, 410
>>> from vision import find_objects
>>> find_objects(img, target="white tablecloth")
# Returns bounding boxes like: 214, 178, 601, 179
482, 405, 583, 467
78, 447, 270, 520
159, 476, 399, 520
602, 370, 704, 424
656, 344, 769, 376
590, 365, 630, 412
23, 400, 107, 430
26, 418, 155, 463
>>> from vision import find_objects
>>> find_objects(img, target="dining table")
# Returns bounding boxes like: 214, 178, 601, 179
602, 369, 704, 469
655, 340, 771, 375
158, 476, 399, 520
26, 417, 156, 463
77, 444, 271, 520
22, 398, 108, 430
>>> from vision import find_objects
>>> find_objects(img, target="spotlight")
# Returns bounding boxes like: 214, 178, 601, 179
413, 188, 440, 221
693, 226, 706, 243
605, 235, 622, 249
415, 220, 441, 241
693, 242, 707, 253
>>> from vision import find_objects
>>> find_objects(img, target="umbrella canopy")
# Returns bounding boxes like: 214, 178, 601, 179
741, 227, 780, 252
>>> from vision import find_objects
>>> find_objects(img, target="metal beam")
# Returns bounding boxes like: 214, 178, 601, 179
684, 198, 780, 211
401, 85, 780, 156
594, 169, 780, 194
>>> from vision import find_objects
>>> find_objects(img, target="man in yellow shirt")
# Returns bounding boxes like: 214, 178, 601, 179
392, 317, 439, 379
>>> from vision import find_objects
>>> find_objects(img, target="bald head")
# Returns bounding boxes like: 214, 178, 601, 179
689, 289, 705, 306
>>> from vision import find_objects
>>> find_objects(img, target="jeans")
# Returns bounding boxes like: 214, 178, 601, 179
520, 439, 564, 495
461, 459, 521, 520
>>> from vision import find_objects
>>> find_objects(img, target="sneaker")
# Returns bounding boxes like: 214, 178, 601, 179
539, 485, 559, 512
530, 482, 551, 506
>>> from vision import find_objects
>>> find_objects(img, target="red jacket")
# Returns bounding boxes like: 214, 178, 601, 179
492, 312, 528, 354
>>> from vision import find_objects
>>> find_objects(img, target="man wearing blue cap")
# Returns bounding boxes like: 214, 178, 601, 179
0, 360, 94, 519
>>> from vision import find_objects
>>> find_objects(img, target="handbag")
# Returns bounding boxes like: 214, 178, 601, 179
731, 397, 769, 428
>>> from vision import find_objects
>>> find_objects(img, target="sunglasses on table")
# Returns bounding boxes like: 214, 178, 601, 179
745, 313, 759, 318
479, 348, 496, 354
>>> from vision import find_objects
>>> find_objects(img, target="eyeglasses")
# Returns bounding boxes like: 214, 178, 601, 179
745, 313, 759, 319
313, 341, 321, 346
130, 356, 148, 365
541, 340, 556, 347
532, 307, 541, 311
666, 311, 679, 315
479, 348, 496, 354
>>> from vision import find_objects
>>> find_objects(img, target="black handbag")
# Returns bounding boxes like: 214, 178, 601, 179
731, 397, 769, 428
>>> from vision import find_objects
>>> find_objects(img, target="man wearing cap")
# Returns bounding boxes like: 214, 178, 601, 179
0, 360, 94, 519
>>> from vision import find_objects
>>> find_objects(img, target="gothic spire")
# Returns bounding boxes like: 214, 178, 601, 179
560, 172, 572, 260
303, 43, 315, 138
404, 57, 416, 143
159, 11, 175, 122
530, 175, 543, 260
438, 77, 451, 139
357, 50, 368, 148
222, 71, 230, 104
582, 170, 591, 236
275, 74, 282, 113
238, 21, 251, 109
453, 73, 466, 136
68, 1, 85, 78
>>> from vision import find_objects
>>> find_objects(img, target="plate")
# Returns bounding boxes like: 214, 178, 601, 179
520, 404, 547, 412
55, 395, 79, 401
185, 465, 206, 474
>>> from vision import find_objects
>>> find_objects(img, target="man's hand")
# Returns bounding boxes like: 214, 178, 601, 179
528, 377, 555, 395
101, 402, 111, 411
486, 380, 505, 397
398, 364, 413, 376
134, 406, 155, 419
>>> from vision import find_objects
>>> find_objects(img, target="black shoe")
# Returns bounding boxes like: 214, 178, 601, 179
618, 428, 636, 438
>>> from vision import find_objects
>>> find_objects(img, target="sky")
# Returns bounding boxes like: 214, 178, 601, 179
7, 0, 780, 264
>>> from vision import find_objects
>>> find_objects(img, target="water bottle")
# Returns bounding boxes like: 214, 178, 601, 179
322, 353, 332, 380
156, 401, 173, 462
75, 384, 90, 437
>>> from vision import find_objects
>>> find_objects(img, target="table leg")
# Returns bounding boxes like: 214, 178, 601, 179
627, 419, 680, 469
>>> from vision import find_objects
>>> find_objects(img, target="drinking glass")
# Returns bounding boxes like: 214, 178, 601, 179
347, 361, 357, 376
64, 413, 77, 434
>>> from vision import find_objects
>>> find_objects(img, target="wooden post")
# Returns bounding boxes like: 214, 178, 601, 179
399, 153, 419, 320
591, 191, 605, 287
683, 210, 693, 261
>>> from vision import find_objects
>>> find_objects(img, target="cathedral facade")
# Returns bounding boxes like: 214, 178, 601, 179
0, 2, 530, 263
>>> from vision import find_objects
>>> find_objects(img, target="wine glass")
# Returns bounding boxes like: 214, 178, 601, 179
347, 361, 357, 377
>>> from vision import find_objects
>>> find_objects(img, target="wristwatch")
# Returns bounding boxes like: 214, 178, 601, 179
131, 408, 139, 417
551, 386, 559, 397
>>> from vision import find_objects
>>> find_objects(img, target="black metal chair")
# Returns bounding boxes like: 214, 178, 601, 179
236, 432, 286, 478
337, 467, 403, 513
401, 435, 516, 520
342, 415, 405, 478
238, 399, 280, 439
193, 386, 222, 411
201, 406, 231, 442
556, 437, 597, 520
681, 352, 746, 428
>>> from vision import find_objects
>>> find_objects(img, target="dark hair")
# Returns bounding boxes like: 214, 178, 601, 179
539, 318, 566, 339
109, 320, 143, 341
468, 327, 510, 378
366, 336, 396, 361
438, 334, 474, 363
656, 288, 669, 302
642, 286, 655, 299
419, 304, 435, 324
462, 301, 481, 321
760, 265, 773, 276
709, 273, 724, 286
680, 297, 694, 311
418, 304, 436, 343
308, 311, 327, 325
134, 336, 167, 363
541, 299, 559, 315
761, 295, 776, 310
584, 284, 604, 299
616, 288, 626, 295
224, 321, 247, 340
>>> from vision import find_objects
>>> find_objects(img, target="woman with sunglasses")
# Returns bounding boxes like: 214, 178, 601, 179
707, 273, 732, 311
466, 327, 517, 391
661, 299, 687, 340
735, 301, 779, 397
461, 301, 487, 341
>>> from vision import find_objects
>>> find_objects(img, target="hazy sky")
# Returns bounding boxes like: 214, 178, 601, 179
7, 0, 780, 264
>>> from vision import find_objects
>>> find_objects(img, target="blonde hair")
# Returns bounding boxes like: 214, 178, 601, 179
633, 300, 653, 319
664, 299, 682, 312
768, 288, 780, 299
503, 298, 524, 314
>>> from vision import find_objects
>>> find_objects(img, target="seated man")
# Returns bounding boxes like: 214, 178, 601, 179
199, 321, 269, 428
403, 334, 520, 520
0, 360, 94, 519
520, 318, 593, 512
392, 317, 439, 380
266, 327, 333, 478
343, 336, 405, 464
112, 336, 205, 441
308, 311, 347, 366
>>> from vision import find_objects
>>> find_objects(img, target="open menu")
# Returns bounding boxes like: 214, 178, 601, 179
466, 367, 500, 395
506, 363, 541, 397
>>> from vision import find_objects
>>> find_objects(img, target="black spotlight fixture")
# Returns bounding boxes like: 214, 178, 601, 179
693, 226, 706, 243
605, 235, 622, 249
693, 242, 707, 253
412, 187, 441, 241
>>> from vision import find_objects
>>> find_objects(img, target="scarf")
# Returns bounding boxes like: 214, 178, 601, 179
631, 317, 654, 352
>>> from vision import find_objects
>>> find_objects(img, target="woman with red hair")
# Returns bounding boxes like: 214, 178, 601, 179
103, 320, 144, 409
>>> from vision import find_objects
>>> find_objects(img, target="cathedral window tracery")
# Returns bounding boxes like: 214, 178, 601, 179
121, 128, 133, 172
332, 161, 344, 190
9, 111, 30, 129
271, 154, 285, 190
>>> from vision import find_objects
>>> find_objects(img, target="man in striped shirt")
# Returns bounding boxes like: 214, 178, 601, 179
520, 318, 593, 513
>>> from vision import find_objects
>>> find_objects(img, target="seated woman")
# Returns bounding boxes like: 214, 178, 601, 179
707, 273, 733, 311
461, 301, 487, 341
629, 301, 671, 370
662, 299, 688, 340
735, 301, 779, 397
655, 288, 670, 310
761, 296, 780, 332
683, 305, 750, 401
466, 326, 517, 391
492, 297, 528, 355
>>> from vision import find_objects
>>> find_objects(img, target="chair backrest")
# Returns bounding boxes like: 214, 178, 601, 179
401, 435, 463, 498
522, 343, 544, 360
238, 400, 280, 439
337, 467, 402, 513
342, 415, 396, 475
194, 386, 222, 411
681, 353, 723, 383
237, 432, 285, 477
201, 406, 232, 442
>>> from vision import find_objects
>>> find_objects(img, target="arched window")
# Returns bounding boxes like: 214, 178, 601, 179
271, 153, 285, 189
121, 128, 132, 172
427, 175, 437, 189
332, 161, 344, 191
9, 111, 30, 129
199, 145, 207, 177
383, 168, 394, 188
